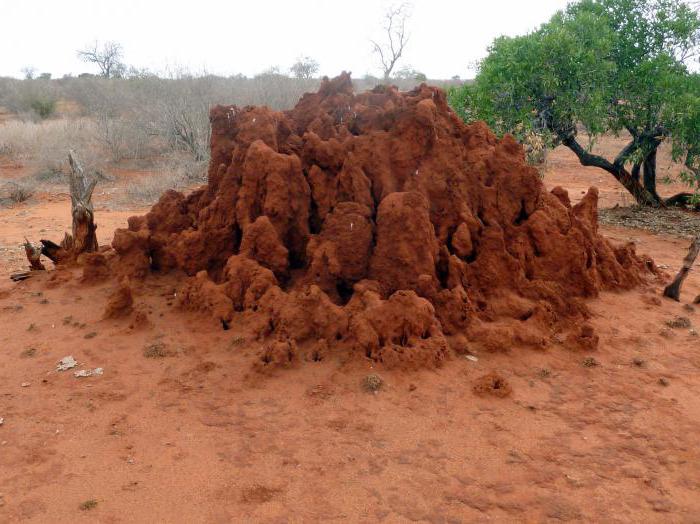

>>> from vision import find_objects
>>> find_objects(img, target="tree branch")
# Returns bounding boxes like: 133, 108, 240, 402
560, 132, 660, 206
663, 235, 700, 301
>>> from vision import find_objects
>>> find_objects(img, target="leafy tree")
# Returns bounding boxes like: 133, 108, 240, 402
394, 65, 427, 81
449, 0, 700, 207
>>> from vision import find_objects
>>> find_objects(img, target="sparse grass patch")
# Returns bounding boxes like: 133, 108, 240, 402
123, 171, 187, 205
79, 499, 98, 511
666, 316, 692, 329
20, 347, 37, 358
0, 180, 36, 205
240, 484, 281, 504
361, 373, 384, 393
118, 155, 206, 206
143, 342, 168, 358
582, 357, 599, 368
31, 168, 66, 185
229, 335, 246, 349
537, 368, 551, 378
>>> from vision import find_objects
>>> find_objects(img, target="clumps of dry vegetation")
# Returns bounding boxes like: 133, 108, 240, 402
361, 374, 384, 393
143, 342, 168, 358
20, 347, 37, 358
229, 336, 246, 349
666, 316, 692, 329
121, 156, 206, 206
0, 119, 100, 172
0, 180, 35, 205
79, 499, 98, 511
582, 357, 599, 368
240, 484, 282, 504
599, 206, 700, 238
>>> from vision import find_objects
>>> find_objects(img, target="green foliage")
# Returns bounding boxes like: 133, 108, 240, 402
29, 97, 56, 119
670, 73, 700, 200
394, 66, 427, 82
448, 0, 700, 199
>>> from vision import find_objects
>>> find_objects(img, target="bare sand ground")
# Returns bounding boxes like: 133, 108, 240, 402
0, 145, 699, 522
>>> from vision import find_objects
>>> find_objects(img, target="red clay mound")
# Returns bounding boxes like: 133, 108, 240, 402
110, 73, 654, 368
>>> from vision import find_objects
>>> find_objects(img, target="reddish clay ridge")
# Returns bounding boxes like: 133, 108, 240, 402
96, 73, 654, 369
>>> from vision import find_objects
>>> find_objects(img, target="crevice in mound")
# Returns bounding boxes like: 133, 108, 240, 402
514, 199, 528, 225
106, 72, 654, 369
335, 281, 354, 306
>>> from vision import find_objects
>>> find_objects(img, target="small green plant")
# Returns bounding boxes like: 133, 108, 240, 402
29, 98, 56, 119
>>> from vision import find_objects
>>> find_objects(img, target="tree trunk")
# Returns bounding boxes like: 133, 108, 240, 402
561, 135, 661, 206
631, 161, 642, 183
663, 234, 700, 301
643, 148, 659, 201
663, 150, 700, 210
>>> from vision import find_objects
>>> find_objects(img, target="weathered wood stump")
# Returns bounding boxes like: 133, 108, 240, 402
23, 238, 45, 271
663, 234, 700, 302
19, 150, 98, 276
64, 149, 98, 255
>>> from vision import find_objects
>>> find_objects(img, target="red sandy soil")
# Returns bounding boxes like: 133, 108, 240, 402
546, 136, 691, 209
1, 84, 700, 521
0, 195, 148, 280
0, 227, 698, 522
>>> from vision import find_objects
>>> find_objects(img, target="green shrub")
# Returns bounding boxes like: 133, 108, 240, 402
29, 98, 56, 119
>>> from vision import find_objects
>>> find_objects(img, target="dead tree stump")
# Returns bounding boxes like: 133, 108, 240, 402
65, 150, 98, 255
23, 238, 45, 271
663, 234, 700, 302
20, 150, 98, 274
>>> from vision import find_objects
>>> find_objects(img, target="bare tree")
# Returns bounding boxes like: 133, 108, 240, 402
290, 56, 320, 79
21, 66, 36, 80
77, 41, 125, 78
371, 3, 412, 82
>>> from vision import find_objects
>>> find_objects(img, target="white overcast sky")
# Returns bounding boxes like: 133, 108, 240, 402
0, 0, 572, 79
